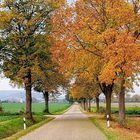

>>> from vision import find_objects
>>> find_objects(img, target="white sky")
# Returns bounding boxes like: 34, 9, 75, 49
0, 77, 139, 95
68, 0, 76, 4
0, 78, 21, 90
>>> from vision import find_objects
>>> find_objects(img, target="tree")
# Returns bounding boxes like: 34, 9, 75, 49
51, 0, 115, 120
0, 0, 53, 120
95, 92, 100, 113
51, 0, 140, 125
34, 61, 68, 113
70, 75, 100, 112
65, 92, 74, 104
98, 12, 140, 127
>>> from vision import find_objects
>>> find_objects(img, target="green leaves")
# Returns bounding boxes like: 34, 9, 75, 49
0, 0, 54, 85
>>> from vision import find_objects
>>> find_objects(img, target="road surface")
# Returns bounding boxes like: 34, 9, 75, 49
20, 105, 107, 140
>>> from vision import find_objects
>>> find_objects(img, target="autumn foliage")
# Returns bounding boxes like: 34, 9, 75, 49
0, 0, 139, 126
51, 0, 140, 126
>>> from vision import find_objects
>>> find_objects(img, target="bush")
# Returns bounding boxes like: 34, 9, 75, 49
126, 109, 140, 115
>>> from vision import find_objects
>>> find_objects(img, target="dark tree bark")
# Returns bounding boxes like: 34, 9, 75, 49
105, 91, 112, 120
80, 102, 83, 108
88, 99, 91, 112
119, 79, 127, 127
85, 99, 88, 111
81, 102, 83, 109
96, 96, 100, 112
24, 69, 33, 120
98, 82, 114, 121
83, 98, 86, 110
43, 91, 49, 113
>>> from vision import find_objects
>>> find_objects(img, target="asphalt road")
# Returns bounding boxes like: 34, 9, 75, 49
20, 105, 107, 140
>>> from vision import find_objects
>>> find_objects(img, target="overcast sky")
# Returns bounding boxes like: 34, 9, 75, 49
0, 77, 139, 95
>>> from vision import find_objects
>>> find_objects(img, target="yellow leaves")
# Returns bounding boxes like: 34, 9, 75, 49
51, 0, 140, 92
47, 0, 65, 9
124, 80, 133, 89
107, 1, 134, 26
99, 61, 116, 84
0, 11, 13, 28
135, 48, 140, 61
70, 76, 99, 99
99, 31, 140, 87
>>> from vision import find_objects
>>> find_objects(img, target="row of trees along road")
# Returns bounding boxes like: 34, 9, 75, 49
0, 0, 67, 121
51, 0, 140, 127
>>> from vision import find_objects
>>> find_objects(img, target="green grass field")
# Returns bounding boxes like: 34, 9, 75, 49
0, 115, 19, 122
91, 102, 140, 115
0, 102, 71, 139
1, 102, 71, 114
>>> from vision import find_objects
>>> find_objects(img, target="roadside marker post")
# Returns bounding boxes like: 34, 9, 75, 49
23, 117, 26, 130
107, 115, 110, 127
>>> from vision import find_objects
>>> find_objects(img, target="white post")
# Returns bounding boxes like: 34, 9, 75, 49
107, 115, 110, 127
23, 117, 26, 130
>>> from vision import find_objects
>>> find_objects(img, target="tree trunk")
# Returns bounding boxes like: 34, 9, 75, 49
83, 99, 86, 110
105, 91, 112, 120
119, 79, 127, 127
98, 82, 114, 121
88, 99, 91, 112
81, 101, 83, 109
96, 96, 99, 112
85, 99, 88, 111
24, 69, 33, 120
43, 91, 49, 113
80, 102, 83, 108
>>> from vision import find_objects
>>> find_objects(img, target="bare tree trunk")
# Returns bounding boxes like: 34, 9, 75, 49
96, 96, 100, 112
83, 98, 86, 110
105, 91, 112, 120
119, 79, 127, 127
98, 82, 114, 121
88, 99, 91, 112
81, 101, 84, 109
24, 69, 33, 120
43, 91, 49, 113
85, 99, 88, 111
80, 102, 82, 108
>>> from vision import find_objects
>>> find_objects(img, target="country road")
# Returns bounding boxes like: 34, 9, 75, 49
20, 105, 107, 140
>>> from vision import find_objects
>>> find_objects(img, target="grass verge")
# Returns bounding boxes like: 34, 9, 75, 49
89, 113, 140, 140
0, 115, 19, 122
5, 117, 53, 140
51, 104, 72, 115
0, 115, 47, 139
1, 103, 72, 139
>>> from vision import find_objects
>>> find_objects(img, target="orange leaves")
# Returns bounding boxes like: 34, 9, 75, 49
51, 0, 140, 92
107, 1, 134, 26
70, 76, 99, 99
99, 31, 140, 86
0, 11, 13, 29
99, 61, 116, 84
